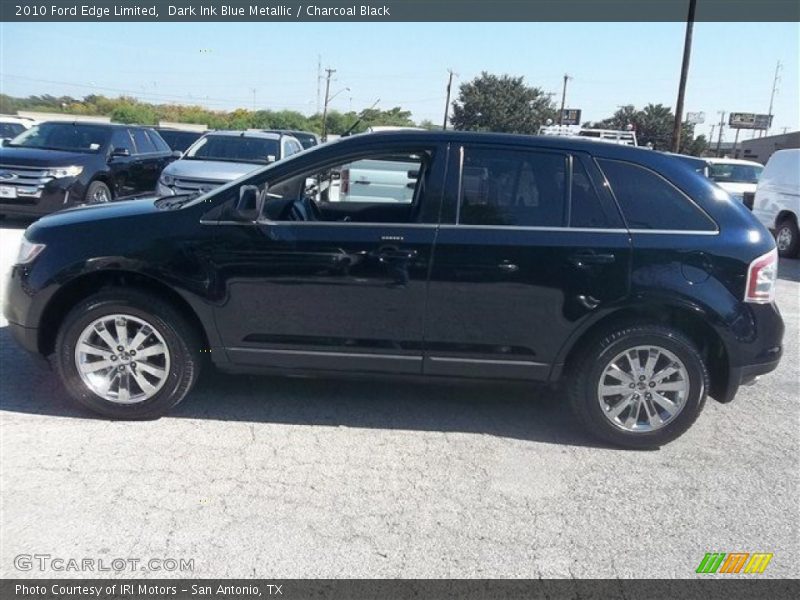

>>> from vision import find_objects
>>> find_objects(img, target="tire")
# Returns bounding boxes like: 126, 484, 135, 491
566, 324, 708, 449
55, 289, 202, 419
84, 180, 112, 204
775, 216, 800, 258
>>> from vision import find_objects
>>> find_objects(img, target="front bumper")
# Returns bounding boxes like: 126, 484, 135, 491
0, 181, 79, 217
7, 319, 40, 354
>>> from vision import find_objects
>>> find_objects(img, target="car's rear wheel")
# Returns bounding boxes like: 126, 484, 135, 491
85, 180, 112, 204
775, 216, 799, 258
55, 289, 202, 419
566, 325, 708, 449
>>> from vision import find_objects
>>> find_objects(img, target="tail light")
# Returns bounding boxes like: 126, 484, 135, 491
745, 248, 778, 304
340, 168, 350, 196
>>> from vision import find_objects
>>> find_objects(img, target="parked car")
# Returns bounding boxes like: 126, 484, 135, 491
752, 148, 800, 258
705, 157, 764, 208
154, 127, 204, 153
0, 115, 37, 141
261, 129, 319, 150
338, 158, 419, 202
5, 131, 783, 448
0, 121, 174, 218
156, 130, 302, 196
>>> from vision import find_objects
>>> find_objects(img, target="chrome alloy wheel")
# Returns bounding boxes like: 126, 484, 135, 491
597, 345, 690, 432
74, 314, 171, 404
776, 226, 793, 252
91, 187, 110, 203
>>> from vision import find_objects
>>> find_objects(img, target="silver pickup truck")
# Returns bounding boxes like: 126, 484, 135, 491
335, 158, 419, 203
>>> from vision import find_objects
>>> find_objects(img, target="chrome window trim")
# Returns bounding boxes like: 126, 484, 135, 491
201, 219, 719, 235
201, 219, 439, 228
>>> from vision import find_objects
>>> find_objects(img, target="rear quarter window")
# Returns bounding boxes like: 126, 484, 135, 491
597, 159, 716, 231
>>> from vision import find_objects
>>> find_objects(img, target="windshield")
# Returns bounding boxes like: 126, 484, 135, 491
8, 122, 111, 153
708, 162, 763, 184
184, 135, 280, 164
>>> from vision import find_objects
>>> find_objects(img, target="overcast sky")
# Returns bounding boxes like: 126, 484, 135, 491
1, 21, 798, 140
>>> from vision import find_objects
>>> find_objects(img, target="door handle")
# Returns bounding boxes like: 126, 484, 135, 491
568, 252, 616, 267
498, 261, 519, 273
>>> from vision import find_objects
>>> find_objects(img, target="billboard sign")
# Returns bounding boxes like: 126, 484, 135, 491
686, 111, 705, 124
560, 109, 582, 126
729, 113, 772, 130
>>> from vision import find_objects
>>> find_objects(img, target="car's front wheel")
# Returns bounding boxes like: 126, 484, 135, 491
567, 325, 708, 449
85, 180, 112, 204
55, 289, 202, 419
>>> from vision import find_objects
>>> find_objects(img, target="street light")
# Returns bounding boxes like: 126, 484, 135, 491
321, 85, 350, 142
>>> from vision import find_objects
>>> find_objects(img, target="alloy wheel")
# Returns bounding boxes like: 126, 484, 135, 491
74, 314, 171, 404
597, 345, 689, 433
776, 226, 793, 252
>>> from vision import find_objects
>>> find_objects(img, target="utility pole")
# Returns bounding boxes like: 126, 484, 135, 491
316, 55, 322, 114
558, 74, 572, 125
671, 0, 696, 153
766, 60, 782, 136
321, 68, 336, 142
715, 111, 725, 157
709, 123, 715, 143
442, 69, 456, 130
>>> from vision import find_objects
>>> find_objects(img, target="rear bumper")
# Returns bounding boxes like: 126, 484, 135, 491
716, 354, 782, 404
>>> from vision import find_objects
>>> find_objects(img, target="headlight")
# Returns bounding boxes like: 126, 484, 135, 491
16, 237, 46, 265
159, 173, 175, 186
43, 165, 83, 179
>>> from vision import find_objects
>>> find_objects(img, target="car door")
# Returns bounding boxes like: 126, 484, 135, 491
424, 143, 631, 380
128, 128, 164, 194
107, 128, 138, 198
209, 142, 447, 374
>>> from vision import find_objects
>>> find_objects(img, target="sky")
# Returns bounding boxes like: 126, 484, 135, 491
1, 21, 798, 141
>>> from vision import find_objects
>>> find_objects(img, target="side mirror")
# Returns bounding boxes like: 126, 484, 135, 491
232, 185, 264, 221
0, 138, 7, 147
171, 150, 183, 159
110, 147, 130, 159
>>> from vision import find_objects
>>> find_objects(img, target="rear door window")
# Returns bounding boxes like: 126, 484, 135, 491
570, 158, 623, 228
597, 159, 716, 231
147, 130, 171, 153
459, 147, 567, 227
131, 128, 157, 154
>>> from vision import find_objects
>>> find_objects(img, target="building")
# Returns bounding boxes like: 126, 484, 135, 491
738, 131, 800, 164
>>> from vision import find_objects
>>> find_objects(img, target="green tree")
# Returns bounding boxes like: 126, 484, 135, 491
450, 72, 556, 134
589, 103, 708, 155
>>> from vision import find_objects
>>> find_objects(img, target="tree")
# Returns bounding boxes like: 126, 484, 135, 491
450, 72, 556, 134
588, 103, 708, 155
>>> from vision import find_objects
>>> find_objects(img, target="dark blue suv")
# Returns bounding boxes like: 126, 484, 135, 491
3, 131, 784, 448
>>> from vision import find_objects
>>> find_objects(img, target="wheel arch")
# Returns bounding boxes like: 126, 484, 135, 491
776, 209, 797, 227
553, 302, 731, 403
38, 270, 210, 357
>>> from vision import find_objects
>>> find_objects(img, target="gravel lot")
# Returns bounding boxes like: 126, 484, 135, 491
1, 218, 798, 579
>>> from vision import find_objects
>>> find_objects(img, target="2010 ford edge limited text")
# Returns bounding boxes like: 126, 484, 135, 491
3, 131, 784, 448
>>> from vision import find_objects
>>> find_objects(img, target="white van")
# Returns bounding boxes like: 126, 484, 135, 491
752, 149, 800, 258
